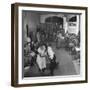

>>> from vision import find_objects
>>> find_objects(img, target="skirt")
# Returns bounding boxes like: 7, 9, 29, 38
36, 55, 46, 70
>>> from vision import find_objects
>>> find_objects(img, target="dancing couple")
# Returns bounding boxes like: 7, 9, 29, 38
36, 43, 57, 75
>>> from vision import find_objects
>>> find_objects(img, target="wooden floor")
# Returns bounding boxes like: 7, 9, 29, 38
24, 48, 79, 77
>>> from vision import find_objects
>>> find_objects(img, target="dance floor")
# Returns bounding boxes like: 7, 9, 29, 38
24, 47, 79, 77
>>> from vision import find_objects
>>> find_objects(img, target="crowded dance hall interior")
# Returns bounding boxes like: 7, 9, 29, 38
23, 10, 80, 77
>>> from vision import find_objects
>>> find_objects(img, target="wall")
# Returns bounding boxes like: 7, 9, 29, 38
40, 14, 79, 34
67, 15, 80, 35
22, 11, 40, 39
40, 14, 64, 23
0, 0, 89, 90
23, 11, 40, 32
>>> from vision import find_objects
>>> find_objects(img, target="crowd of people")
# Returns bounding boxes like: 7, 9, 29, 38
24, 24, 80, 76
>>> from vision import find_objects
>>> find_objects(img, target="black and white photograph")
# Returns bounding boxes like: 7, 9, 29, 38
23, 11, 81, 77
11, 3, 87, 87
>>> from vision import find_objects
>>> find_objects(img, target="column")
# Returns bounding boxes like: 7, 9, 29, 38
63, 16, 68, 33
76, 15, 79, 35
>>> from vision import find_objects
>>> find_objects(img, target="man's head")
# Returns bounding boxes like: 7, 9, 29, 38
47, 43, 52, 46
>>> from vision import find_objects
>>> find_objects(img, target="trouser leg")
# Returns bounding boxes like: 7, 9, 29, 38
49, 55, 56, 75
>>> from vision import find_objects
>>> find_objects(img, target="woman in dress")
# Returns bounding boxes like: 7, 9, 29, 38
36, 45, 47, 72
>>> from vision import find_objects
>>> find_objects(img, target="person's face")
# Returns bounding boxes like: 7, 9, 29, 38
41, 45, 45, 50
40, 46, 44, 50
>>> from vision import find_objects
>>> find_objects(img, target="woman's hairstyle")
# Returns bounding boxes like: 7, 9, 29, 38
47, 43, 52, 46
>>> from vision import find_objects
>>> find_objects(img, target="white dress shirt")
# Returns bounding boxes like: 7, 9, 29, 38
47, 46, 54, 59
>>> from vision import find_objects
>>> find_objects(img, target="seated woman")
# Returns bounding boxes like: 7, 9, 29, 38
30, 41, 38, 66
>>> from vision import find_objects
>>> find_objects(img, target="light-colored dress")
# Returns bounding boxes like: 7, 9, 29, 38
56, 33, 64, 48
36, 46, 47, 70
